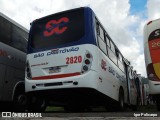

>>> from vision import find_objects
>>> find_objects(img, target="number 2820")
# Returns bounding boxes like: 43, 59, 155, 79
66, 56, 82, 64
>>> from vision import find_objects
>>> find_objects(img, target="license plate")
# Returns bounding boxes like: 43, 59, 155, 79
49, 67, 61, 74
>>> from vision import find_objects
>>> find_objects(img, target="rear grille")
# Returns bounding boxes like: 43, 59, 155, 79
44, 82, 63, 87
36, 81, 73, 87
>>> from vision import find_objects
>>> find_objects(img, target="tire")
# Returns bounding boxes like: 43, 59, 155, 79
0, 102, 13, 112
26, 96, 46, 112
118, 89, 124, 111
156, 96, 160, 111
13, 87, 27, 112
156, 102, 160, 111
132, 105, 137, 111
132, 97, 139, 111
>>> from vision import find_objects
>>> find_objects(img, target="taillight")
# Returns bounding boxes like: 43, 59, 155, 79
81, 51, 93, 73
85, 59, 90, 64
26, 62, 32, 80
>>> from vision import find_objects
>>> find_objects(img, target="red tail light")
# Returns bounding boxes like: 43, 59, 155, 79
26, 62, 32, 80
81, 51, 93, 73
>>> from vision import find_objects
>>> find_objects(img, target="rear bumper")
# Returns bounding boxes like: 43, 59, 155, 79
149, 80, 160, 95
26, 87, 114, 106
25, 70, 99, 93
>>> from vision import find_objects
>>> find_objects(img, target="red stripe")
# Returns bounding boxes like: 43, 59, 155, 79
32, 72, 81, 80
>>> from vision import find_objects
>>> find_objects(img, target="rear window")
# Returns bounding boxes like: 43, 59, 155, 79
30, 8, 85, 49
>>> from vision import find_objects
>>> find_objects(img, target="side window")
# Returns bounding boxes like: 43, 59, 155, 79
115, 48, 119, 58
118, 52, 124, 72
12, 24, 27, 52
108, 48, 117, 64
96, 22, 107, 54
119, 53, 123, 62
105, 34, 110, 47
98, 37, 107, 54
95, 18, 124, 71
96, 22, 100, 35
118, 60, 124, 72
110, 41, 115, 53
0, 17, 27, 53
0, 17, 12, 45
99, 26, 104, 40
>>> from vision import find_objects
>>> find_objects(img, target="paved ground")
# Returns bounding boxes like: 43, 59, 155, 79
1, 112, 160, 120
0, 105, 159, 120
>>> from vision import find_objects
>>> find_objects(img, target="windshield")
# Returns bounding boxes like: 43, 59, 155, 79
30, 8, 85, 49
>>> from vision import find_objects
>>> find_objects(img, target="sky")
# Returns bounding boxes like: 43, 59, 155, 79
0, 0, 160, 77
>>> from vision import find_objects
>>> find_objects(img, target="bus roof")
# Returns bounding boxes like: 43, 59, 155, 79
0, 12, 29, 33
31, 7, 91, 24
147, 18, 160, 25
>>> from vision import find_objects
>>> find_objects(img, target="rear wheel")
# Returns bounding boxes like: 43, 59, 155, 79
0, 102, 13, 112
13, 86, 27, 112
156, 102, 160, 111
132, 97, 139, 111
117, 88, 124, 111
27, 95, 46, 112
156, 95, 160, 111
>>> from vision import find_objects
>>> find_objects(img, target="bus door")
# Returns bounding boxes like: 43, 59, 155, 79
128, 70, 138, 105
135, 77, 141, 105
123, 61, 131, 104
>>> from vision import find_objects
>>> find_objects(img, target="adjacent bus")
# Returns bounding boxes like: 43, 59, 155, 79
0, 13, 28, 111
25, 7, 140, 111
144, 19, 160, 110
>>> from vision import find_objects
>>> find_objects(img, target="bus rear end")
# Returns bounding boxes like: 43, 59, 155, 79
25, 7, 101, 109
144, 19, 160, 110
144, 19, 160, 94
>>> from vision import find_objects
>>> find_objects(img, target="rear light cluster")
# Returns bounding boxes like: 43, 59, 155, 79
26, 62, 32, 80
81, 51, 93, 74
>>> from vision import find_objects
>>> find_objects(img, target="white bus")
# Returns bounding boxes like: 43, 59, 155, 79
0, 13, 28, 111
144, 18, 160, 110
25, 7, 140, 112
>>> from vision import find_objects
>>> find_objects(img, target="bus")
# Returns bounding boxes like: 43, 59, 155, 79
0, 12, 28, 111
144, 18, 160, 110
25, 7, 140, 112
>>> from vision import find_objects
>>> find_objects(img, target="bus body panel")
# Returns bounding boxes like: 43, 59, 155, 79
26, 44, 98, 91
26, 44, 97, 79
0, 13, 27, 102
144, 18, 160, 95
0, 64, 6, 100
149, 80, 160, 94
96, 48, 127, 102
26, 7, 138, 108
0, 41, 26, 102
26, 43, 129, 103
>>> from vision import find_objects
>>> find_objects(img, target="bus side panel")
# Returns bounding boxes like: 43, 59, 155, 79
144, 24, 152, 69
96, 48, 127, 102
0, 43, 26, 102
0, 64, 6, 100
3, 66, 15, 101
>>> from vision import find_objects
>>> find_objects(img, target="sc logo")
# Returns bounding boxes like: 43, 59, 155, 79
154, 30, 160, 37
44, 17, 69, 37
